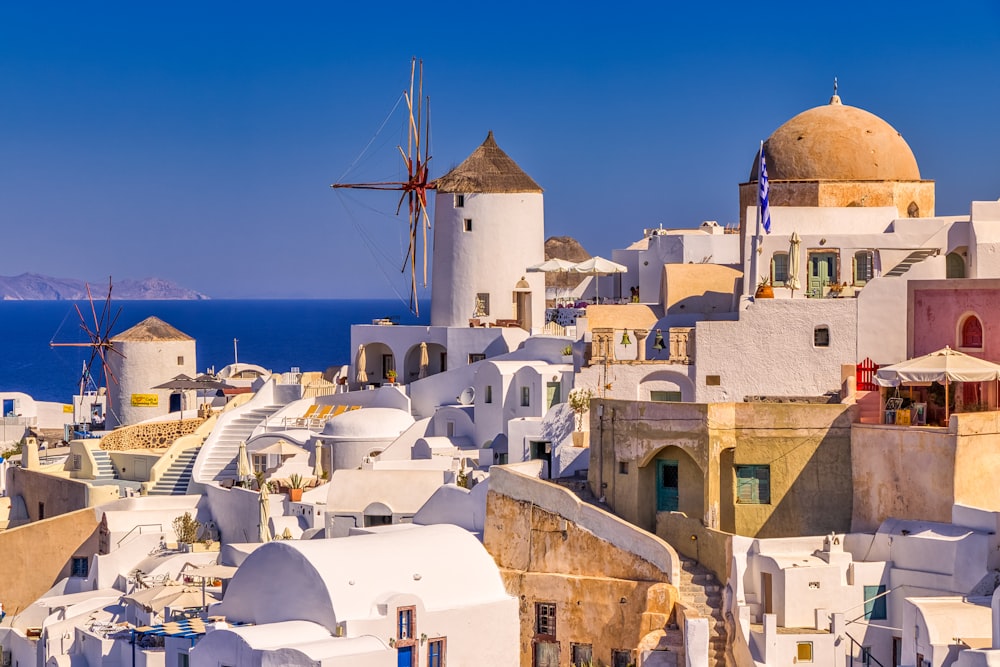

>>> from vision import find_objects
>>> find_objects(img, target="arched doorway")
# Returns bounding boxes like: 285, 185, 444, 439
641, 445, 704, 522
359, 342, 394, 385
639, 370, 695, 402
403, 342, 447, 383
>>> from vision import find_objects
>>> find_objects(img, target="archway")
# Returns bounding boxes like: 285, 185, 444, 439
360, 342, 394, 384
640, 445, 704, 523
403, 342, 447, 383
639, 370, 695, 402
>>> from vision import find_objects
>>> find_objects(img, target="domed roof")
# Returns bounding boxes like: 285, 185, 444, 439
750, 95, 920, 182
321, 407, 414, 439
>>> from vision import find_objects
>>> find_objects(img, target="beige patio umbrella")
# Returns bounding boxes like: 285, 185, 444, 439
876, 346, 1000, 422
313, 443, 325, 479
258, 483, 272, 543
255, 440, 308, 457
572, 256, 628, 301
236, 440, 252, 485
355, 344, 368, 384
788, 231, 802, 296
418, 342, 429, 379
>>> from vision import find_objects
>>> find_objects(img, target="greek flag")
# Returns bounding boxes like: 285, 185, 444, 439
759, 146, 772, 234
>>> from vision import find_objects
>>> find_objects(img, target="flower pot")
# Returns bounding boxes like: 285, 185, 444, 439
289, 488, 303, 502
572, 431, 586, 447
755, 284, 774, 298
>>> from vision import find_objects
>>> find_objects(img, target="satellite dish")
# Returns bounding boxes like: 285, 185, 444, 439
458, 387, 476, 405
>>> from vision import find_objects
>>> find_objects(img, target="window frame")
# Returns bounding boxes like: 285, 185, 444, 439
853, 250, 874, 286
535, 601, 557, 638
427, 637, 446, 667
484, 385, 493, 404
454, 194, 464, 208
71, 556, 89, 578
735, 464, 771, 504
463, 218, 473, 232
796, 641, 814, 663
959, 314, 984, 350
814, 325, 831, 348
397, 606, 416, 641
771, 252, 789, 287
521, 386, 530, 407
863, 584, 887, 620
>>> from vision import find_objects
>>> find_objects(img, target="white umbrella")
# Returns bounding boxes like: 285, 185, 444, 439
788, 231, 802, 295
355, 344, 368, 384
254, 439, 308, 457
259, 483, 272, 543
418, 342, 429, 379
527, 258, 578, 273
573, 256, 628, 302
313, 443, 324, 479
876, 346, 1000, 422
236, 440, 252, 485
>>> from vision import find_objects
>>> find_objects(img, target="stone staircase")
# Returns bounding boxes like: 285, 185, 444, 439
678, 555, 728, 667
191, 403, 284, 486
92, 449, 118, 480
147, 448, 199, 496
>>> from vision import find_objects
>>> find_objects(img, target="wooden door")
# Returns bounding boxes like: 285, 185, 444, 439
762, 572, 773, 615
808, 252, 838, 296
656, 460, 679, 511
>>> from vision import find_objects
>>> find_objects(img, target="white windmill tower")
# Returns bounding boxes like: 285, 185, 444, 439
430, 131, 546, 331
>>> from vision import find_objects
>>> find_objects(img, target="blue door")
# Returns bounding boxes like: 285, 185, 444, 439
657, 460, 679, 511
398, 646, 413, 667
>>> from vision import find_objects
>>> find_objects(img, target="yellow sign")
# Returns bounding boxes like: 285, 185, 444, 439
63, 404, 74, 413
131, 394, 159, 407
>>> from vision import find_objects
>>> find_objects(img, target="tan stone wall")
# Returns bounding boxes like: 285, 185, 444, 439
100, 417, 204, 451
738, 180, 935, 228
656, 513, 732, 584
591, 399, 854, 539
486, 491, 677, 667
8, 466, 117, 522
0, 507, 99, 612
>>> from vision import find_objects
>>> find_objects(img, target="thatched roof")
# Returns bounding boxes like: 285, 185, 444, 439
433, 131, 543, 194
112, 316, 193, 342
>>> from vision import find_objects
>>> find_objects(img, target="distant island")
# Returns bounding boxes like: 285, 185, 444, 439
0, 273, 210, 300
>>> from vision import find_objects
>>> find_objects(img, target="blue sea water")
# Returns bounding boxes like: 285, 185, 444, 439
0, 299, 428, 403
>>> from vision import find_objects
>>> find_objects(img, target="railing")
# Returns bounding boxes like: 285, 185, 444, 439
845, 632, 885, 667
117, 523, 164, 549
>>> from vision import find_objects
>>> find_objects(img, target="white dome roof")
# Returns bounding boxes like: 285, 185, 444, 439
321, 407, 414, 439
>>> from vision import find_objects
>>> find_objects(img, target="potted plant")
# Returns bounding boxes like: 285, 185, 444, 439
172, 512, 201, 552
385, 369, 397, 384
288, 473, 306, 501
755, 275, 774, 298
568, 388, 594, 447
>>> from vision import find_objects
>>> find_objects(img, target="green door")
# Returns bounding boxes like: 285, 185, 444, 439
546, 382, 561, 408
809, 252, 837, 297
656, 460, 679, 511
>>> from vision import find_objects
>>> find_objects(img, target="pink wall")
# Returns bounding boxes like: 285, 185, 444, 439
911, 285, 1000, 362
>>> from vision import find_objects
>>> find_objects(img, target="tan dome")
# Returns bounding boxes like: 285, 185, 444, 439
750, 96, 920, 181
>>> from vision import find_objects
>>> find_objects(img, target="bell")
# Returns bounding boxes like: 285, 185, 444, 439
621, 330, 632, 346
652, 329, 665, 350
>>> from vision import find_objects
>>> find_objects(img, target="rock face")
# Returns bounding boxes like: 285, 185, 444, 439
543, 236, 590, 291
0, 274, 209, 300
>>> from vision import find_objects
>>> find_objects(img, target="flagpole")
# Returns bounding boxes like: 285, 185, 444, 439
748, 140, 764, 297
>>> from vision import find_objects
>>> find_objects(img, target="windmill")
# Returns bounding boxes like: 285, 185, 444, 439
49, 277, 125, 427
331, 57, 434, 315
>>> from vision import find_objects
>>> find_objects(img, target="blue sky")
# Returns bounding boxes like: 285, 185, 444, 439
2, 2, 998, 300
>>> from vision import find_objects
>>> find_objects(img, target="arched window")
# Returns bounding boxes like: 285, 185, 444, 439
961, 315, 983, 349
946, 252, 966, 279
907, 201, 920, 218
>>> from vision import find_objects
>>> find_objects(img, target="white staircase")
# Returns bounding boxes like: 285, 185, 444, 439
148, 448, 200, 496
92, 449, 118, 481
190, 392, 286, 488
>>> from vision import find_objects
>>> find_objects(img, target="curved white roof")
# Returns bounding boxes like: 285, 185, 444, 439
322, 407, 414, 439
216, 524, 509, 630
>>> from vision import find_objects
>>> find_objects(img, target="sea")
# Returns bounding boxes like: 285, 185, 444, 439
0, 299, 428, 403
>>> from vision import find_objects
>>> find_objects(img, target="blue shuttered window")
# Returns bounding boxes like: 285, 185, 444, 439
735, 465, 770, 504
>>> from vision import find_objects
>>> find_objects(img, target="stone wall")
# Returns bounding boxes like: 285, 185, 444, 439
0, 507, 100, 612
100, 417, 205, 451
485, 465, 679, 667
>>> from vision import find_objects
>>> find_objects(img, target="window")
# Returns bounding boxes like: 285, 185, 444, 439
463, 218, 473, 232
797, 642, 813, 663
735, 465, 770, 504
485, 385, 493, 404
454, 194, 465, 207
771, 252, 789, 286
381, 354, 395, 380
814, 326, 830, 347
863, 585, 887, 620
178, 655, 190, 667
475, 292, 490, 316
428, 638, 445, 667
521, 386, 530, 407
38, 502, 45, 520
535, 602, 556, 637
961, 315, 983, 349
612, 650, 632, 667
71, 557, 89, 578
468, 353, 486, 364
619, 461, 628, 475
861, 646, 873, 666
854, 251, 874, 285
650, 391, 682, 402
706, 375, 721, 386
253, 454, 267, 473
446, 421, 455, 437
177, 356, 184, 365
571, 643, 593, 667
397, 607, 415, 639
